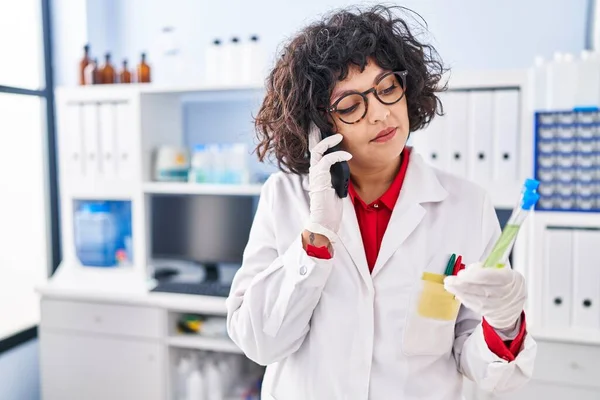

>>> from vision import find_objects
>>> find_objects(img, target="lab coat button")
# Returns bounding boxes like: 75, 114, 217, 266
299, 265, 307, 275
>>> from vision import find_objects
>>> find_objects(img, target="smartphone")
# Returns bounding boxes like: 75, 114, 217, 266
321, 131, 350, 198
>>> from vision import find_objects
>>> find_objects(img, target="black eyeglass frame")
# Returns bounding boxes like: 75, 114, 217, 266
326, 70, 409, 125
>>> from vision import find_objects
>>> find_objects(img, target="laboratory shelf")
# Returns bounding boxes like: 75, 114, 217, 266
138, 82, 264, 95
167, 335, 243, 354
56, 82, 264, 97
143, 182, 263, 196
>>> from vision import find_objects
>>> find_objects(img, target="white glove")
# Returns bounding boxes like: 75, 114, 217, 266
444, 262, 526, 330
304, 125, 352, 243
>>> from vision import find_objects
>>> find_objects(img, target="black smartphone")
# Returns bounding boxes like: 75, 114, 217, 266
321, 131, 350, 198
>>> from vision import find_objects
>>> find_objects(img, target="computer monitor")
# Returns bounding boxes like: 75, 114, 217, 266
150, 194, 256, 282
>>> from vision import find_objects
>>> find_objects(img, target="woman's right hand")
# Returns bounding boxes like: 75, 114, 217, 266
304, 132, 352, 243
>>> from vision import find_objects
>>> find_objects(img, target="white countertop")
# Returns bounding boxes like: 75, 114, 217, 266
36, 265, 228, 315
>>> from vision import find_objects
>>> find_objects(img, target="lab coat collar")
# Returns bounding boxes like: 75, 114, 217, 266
338, 152, 448, 285
300, 152, 448, 286
369, 152, 448, 277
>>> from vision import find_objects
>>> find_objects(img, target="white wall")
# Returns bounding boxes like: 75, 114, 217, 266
52, 1, 590, 86
66, 0, 590, 88
51, 0, 87, 87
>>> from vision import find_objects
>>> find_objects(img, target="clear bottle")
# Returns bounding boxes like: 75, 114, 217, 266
189, 144, 211, 183
222, 37, 241, 86
205, 38, 223, 85
83, 57, 98, 85
186, 368, 206, 400
576, 50, 600, 107
176, 355, 192, 400
228, 143, 249, 184
216, 355, 230, 394
219, 144, 232, 183
204, 357, 223, 400
156, 26, 184, 85
207, 144, 224, 183
241, 35, 265, 85
529, 56, 547, 111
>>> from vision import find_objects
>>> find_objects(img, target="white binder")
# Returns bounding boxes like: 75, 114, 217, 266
571, 229, 600, 329
61, 103, 85, 182
529, 57, 547, 111
98, 103, 117, 179
445, 91, 468, 178
492, 90, 519, 182
467, 91, 493, 183
575, 51, 600, 108
81, 103, 100, 180
547, 53, 578, 110
115, 103, 136, 181
414, 92, 448, 171
543, 229, 572, 329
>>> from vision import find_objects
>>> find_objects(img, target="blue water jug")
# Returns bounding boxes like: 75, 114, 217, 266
74, 201, 133, 267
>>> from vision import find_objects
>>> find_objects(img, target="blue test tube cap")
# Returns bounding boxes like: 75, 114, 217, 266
524, 178, 540, 191
521, 178, 540, 210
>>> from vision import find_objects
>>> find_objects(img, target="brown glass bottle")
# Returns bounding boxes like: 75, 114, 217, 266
93, 58, 102, 84
100, 53, 116, 84
79, 44, 91, 85
137, 53, 151, 83
119, 59, 132, 83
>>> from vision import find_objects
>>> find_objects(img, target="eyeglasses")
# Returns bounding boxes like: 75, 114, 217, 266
327, 70, 408, 125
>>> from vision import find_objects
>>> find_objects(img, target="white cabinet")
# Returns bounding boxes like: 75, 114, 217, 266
41, 299, 163, 339
481, 381, 600, 400
472, 339, 600, 400
531, 340, 600, 390
39, 298, 166, 400
40, 330, 165, 400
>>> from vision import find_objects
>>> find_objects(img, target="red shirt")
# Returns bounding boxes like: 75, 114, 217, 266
347, 146, 410, 272
305, 147, 526, 360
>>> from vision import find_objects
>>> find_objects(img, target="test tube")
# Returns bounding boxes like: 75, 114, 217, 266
483, 179, 540, 268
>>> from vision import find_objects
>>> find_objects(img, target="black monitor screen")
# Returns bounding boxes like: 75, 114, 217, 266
150, 194, 256, 265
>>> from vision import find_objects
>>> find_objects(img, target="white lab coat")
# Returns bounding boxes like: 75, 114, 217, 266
226, 152, 536, 400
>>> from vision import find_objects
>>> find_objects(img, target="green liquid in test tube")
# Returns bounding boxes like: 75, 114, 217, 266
483, 179, 540, 269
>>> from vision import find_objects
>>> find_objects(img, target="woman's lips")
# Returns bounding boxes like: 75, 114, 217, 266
371, 127, 397, 143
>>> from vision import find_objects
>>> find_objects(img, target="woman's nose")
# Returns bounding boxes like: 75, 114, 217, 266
367, 94, 391, 124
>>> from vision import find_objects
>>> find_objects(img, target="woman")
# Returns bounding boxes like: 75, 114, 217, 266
226, 5, 536, 399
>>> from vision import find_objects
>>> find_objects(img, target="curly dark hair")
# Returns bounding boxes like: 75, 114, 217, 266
254, 4, 447, 175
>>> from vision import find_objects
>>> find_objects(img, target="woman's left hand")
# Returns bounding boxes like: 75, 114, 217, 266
444, 263, 527, 330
